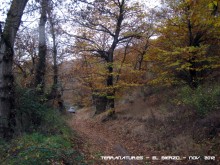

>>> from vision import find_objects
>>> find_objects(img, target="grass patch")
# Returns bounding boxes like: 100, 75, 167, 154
1, 133, 84, 165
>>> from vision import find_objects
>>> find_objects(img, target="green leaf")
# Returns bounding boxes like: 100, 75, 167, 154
168, 61, 180, 67
213, 1, 218, 6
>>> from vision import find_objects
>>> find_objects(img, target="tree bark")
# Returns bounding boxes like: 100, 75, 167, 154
106, 52, 115, 110
48, 8, 58, 101
104, 0, 125, 113
93, 90, 108, 115
0, 0, 28, 139
35, 0, 48, 93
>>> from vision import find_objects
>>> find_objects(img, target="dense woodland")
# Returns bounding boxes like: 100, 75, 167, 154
0, 0, 220, 164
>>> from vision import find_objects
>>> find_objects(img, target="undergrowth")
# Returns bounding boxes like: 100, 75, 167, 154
0, 88, 85, 165
178, 83, 220, 116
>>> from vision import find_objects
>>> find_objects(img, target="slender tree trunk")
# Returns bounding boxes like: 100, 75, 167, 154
35, 0, 48, 92
51, 42, 58, 98
48, 10, 58, 100
0, 0, 28, 139
135, 42, 148, 70
53, 48, 58, 90
116, 39, 131, 82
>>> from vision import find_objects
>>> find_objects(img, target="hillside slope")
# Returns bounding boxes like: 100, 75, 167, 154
68, 85, 220, 165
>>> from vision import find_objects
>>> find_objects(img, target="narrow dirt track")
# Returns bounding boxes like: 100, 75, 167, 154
67, 108, 147, 165
67, 108, 191, 165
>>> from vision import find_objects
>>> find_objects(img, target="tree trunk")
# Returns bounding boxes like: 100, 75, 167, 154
106, 60, 115, 110
93, 0, 125, 115
94, 50, 115, 115
0, 0, 28, 139
93, 90, 108, 115
35, 0, 48, 93
187, 5, 198, 89
48, 9, 58, 101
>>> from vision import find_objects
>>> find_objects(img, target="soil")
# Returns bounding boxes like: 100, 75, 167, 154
68, 108, 150, 165
68, 107, 219, 165
67, 108, 183, 165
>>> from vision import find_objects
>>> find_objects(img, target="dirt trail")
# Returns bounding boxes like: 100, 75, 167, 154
68, 108, 148, 165
67, 108, 196, 165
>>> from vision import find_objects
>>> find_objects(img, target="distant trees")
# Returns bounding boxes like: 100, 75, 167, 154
14, 29, 38, 87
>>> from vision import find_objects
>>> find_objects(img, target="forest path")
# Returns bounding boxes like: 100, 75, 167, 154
67, 108, 148, 165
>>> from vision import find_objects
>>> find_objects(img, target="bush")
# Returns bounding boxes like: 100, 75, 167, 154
15, 88, 49, 132
179, 84, 220, 116
0, 139, 9, 163
15, 88, 68, 134
0, 87, 85, 165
